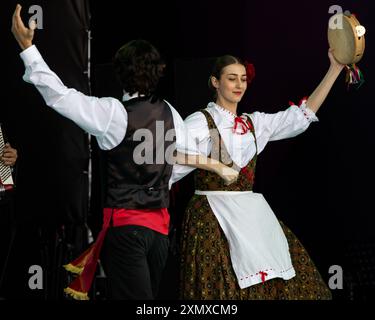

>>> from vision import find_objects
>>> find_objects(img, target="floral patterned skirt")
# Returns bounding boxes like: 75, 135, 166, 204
180, 195, 332, 300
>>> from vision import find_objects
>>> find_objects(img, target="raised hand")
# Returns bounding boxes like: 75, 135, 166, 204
328, 48, 345, 71
11, 4, 36, 50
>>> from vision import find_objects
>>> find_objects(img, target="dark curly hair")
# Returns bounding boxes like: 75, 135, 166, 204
113, 40, 165, 96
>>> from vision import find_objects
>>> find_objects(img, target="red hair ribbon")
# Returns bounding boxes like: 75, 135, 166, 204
244, 61, 256, 84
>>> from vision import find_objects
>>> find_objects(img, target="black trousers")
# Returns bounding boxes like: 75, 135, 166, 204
102, 225, 169, 300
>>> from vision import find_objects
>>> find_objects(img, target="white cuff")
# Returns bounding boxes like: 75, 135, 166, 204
19, 45, 42, 67
299, 101, 319, 123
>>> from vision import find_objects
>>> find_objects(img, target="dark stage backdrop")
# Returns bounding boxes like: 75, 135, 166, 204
1, 0, 90, 299
0, 0, 374, 300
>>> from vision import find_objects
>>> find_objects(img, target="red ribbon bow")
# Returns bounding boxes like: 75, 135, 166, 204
259, 271, 268, 283
233, 116, 252, 135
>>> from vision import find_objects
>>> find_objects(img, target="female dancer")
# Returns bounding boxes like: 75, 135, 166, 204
176, 49, 344, 299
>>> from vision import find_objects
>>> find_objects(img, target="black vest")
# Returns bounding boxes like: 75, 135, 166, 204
104, 96, 175, 209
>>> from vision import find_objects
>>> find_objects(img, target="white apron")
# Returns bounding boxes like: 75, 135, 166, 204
195, 190, 296, 289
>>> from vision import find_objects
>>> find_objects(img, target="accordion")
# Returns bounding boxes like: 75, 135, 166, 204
0, 124, 14, 196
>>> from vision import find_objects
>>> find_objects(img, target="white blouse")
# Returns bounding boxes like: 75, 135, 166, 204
171, 101, 318, 184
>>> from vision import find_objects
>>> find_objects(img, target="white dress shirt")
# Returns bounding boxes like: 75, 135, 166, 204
20, 45, 197, 153
19, 45, 198, 188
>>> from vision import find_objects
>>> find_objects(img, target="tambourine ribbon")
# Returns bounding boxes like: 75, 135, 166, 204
345, 64, 365, 90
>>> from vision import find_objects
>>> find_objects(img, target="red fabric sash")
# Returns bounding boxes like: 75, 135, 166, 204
63, 207, 169, 299
63, 209, 112, 300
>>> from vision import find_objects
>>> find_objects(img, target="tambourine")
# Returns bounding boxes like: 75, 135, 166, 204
328, 12, 366, 88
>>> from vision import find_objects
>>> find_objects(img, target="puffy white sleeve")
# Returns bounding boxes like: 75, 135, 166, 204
169, 111, 211, 188
166, 102, 201, 156
20, 45, 127, 150
246, 100, 319, 154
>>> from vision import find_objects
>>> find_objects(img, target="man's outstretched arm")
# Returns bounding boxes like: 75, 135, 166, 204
10, 4, 128, 149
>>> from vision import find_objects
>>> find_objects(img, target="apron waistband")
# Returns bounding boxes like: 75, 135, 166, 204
195, 190, 253, 196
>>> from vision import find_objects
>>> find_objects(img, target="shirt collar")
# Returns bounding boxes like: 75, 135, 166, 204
208, 102, 253, 135
208, 102, 237, 122
122, 92, 145, 102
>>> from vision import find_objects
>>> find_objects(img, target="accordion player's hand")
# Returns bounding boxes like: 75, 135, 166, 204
0, 143, 18, 167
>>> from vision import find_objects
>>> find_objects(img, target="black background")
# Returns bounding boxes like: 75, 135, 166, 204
1, 0, 374, 300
